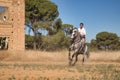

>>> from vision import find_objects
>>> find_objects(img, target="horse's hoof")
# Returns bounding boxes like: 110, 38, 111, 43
69, 64, 71, 66
72, 64, 75, 66
82, 63, 84, 66
69, 62, 71, 66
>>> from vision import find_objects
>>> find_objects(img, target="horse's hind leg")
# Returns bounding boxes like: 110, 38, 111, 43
69, 59, 72, 66
82, 53, 85, 65
86, 51, 90, 59
82, 57, 84, 64
72, 53, 75, 59
68, 51, 72, 66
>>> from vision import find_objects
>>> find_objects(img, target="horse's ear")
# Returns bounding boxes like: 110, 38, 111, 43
69, 29, 73, 34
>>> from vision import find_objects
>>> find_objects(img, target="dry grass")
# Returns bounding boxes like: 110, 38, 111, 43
0, 50, 120, 63
1, 50, 67, 62
90, 51, 120, 62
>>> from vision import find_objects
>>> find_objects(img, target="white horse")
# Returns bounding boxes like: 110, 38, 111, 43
68, 28, 90, 66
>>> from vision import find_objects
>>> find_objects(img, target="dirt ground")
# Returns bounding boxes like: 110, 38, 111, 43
0, 50, 120, 80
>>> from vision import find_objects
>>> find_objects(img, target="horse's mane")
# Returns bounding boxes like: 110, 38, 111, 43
73, 29, 81, 43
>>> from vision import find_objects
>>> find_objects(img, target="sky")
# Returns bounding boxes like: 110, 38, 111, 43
51, 0, 120, 42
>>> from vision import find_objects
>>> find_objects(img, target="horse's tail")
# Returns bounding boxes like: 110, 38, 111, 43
85, 46, 90, 59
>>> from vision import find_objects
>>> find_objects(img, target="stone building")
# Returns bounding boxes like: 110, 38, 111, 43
0, 0, 25, 50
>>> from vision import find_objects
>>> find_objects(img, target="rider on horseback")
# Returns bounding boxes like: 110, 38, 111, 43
78, 23, 86, 49
68, 23, 89, 65
69, 22, 86, 51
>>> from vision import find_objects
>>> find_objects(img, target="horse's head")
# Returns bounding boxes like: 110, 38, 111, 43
71, 28, 78, 39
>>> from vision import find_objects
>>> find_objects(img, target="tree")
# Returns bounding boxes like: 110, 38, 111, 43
47, 18, 62, 35
25, 0, 59, 50
53, 18, 62, 32
90, 39, 97, 47
62, 24, 74, 36
25, 35, 33, 49
96, 32, 119, 50
41, 30, 70, 51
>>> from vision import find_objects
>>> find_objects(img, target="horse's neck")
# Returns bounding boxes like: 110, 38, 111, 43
74, 32, 81, 43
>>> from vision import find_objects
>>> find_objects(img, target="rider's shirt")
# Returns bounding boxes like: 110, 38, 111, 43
78, 27, 86, 36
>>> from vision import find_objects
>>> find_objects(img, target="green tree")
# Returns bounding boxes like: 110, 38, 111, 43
62, 24, 74, 36
89, 39, 98, 51
53, 18, 62, 32
25, 0, 59, 50
40, 18, 71, 50
118, 37, 120, 49
96, 32, 119, 50
90, 39, 97, 47
25, 35, 34, 49
42, 31, 70, 50
47, 18, 62, 35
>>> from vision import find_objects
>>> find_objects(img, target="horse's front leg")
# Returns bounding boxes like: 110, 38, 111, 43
71, 49, 79, 66
69, 51, 76, 66
72, 53, 78, 66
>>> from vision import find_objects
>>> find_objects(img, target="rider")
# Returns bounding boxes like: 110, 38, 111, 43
78, 23, 86, 48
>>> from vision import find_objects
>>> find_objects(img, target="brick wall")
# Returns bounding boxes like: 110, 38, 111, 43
0, 0, 25, 51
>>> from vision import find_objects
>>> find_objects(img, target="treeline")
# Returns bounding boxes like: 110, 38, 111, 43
25, 18, 73, 50
25, 30, 70, 51
89, 32, 120, 51
25, 31, 120, 51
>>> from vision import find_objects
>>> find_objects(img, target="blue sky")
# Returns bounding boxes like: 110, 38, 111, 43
51, 0, 120, 42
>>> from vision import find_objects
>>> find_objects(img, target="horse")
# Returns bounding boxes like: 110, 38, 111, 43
68, 28, 90, 66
